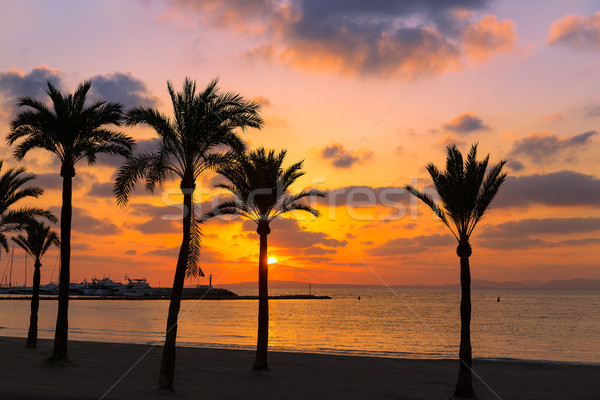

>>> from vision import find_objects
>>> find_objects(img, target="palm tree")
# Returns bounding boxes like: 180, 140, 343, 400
12, 221, 60, 348
405, 143, 507, 398
7, 80, 133, 362
205, 148, 325, 371
113, 77, 263, 390
0, 160, 56, 258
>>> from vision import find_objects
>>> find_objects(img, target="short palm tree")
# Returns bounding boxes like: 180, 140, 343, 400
405, 143, 507, 399
7, 80, 133, 362
113, 77, 263, 390
12, 221, 60, 348
205, 148, 325, 370
0, 160, 56, 257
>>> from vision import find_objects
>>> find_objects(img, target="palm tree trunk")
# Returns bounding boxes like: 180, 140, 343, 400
454, 240, 475, 398
253, 221, 270, 371
51, 172, 72, 362
158, 189, 193, 390
26, 261, 42, 348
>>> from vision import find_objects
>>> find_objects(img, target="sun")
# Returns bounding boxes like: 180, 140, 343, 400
267, 257, 277, 264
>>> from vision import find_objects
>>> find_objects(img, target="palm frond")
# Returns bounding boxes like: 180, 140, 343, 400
185, 209, 204, 278
405, 184, 458, 240
7, 79, 131, 171
113, 153, 159, 206
468, 159, 507, 235
211, 148, 323, 230
203, 200, 251, 222
407, 144, 508, 241
0, 233, 9, 253
1, 207, 57, 226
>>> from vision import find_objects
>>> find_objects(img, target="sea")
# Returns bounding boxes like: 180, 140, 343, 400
1, 287, 599, 365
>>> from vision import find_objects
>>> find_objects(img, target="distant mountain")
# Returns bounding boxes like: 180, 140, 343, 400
219, 278, 600, 290
539, 278, 600, 290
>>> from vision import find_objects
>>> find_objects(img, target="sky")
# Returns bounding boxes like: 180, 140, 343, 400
0, 0, 599, 287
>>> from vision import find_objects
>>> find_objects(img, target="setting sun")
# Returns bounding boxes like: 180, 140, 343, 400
267, 257, 277, 264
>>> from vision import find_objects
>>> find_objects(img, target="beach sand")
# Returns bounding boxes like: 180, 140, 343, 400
0, 336, 597, 399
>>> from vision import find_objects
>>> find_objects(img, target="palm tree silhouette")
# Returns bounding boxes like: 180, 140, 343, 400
205, 148, 325, 370
0, 161, 56, 258
113, 77, 263, 390
7, 80, 134, 362
12, 221, 60, 348
405, 143, 507, 399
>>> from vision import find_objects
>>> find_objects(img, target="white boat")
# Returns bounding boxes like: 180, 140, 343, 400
83, 277, 123, 296
116, 276, 153, 297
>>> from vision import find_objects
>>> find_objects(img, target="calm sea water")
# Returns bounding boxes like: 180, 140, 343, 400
1, 288, 598, 364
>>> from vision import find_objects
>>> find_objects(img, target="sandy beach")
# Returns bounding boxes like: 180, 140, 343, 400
0, 336, 597, 400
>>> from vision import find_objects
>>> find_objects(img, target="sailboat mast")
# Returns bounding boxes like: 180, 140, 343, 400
24, 252, 27, 288
9, 246, 14, 287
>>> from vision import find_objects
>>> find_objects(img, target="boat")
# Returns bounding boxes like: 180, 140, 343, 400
39, 282, 59, 295
116, 276, 154, 297
83, 277, 123, 296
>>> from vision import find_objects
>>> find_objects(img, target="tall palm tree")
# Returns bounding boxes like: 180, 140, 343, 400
205, 148, 325, 371
7, 80, 133, 362
405, 143, 507, 398
12, 221, 60, 348
0, 161, 56, 258
113, 77, 263, 390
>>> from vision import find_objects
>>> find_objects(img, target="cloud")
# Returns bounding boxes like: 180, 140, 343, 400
316, 185, 412, 208
131, 217, 179, 234
242, 218, 346, 249
483, 217, 600, 237
584, 104, 600, 118
252, 96, 272, 107
88, 182, 115, 198
507, 159, 525, 172
462, 14, 517, 61
303, 247, 337, 256
48, 206, 121, 235
443, 111, 489, 133
145, 246, 223, 263
493, 170, 600, 208
438, 134, 467, 148
124, 203, 182, 234
367, 234, 454, 256
33, 171, 94, 191
0, 66, 63, 115
162, 0, 517, 78
0, 68, 156, 117
33, 173, 63, 191
319, 170, 600, 212
477, 217, 600, 250
548, 11, 600, 51
507, 131, 597, 164
89, 72, 158, 109
96, 138, 161, 167
320, 143, 373, 168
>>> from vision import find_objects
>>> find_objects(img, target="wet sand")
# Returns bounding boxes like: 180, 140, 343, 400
0, 336, 597, 399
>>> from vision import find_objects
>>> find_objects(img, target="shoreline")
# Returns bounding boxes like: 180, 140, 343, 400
1, 336, 598, 399
0, 294, 331, 300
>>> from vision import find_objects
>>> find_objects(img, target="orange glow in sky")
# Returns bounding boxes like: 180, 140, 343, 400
0, 1, 599, 287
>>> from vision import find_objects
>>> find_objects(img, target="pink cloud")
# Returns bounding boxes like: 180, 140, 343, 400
548, 11, 600, 50
463, 15, 517, 61
159, 1, 519, 79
